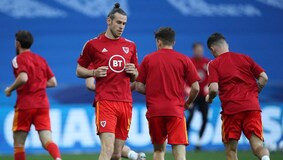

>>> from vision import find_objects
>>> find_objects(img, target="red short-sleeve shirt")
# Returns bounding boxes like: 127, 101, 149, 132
137, 49, 200, 118
12, 51, 54, 109
77, 34, 138, 103
208, 52, 264, 115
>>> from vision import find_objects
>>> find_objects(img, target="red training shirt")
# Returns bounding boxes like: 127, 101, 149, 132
208, 52, 264, 115
77, 34, 138, 103
191, 57, 210, 96
137, 49, 200, 118
12, 51, 54, 109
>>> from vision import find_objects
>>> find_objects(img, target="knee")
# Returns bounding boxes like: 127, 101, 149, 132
154, 146, 165, 152
226, 145, 237, 154
101, 143, 114, 155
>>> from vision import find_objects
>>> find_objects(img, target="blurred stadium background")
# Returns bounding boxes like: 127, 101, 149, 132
0, 0, 283, 159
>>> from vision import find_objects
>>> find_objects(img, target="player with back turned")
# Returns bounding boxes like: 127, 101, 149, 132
4, 30, 61, 160
76, 3, 138, 160
135, 27, 200, 160
206, 33, 270, 160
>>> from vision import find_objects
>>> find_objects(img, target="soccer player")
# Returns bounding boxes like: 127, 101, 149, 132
186, 42, 210, 150
4, 30, 61, 160
205, 33, 270, 160
76, 3, 138, 160
135, 27, 200, 160
85, 75, 145, 160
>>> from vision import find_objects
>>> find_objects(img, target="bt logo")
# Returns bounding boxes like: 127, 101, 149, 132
108, 55, 126, 73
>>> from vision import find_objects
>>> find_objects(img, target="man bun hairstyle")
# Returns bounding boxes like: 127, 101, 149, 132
207, 32, 226, 49
15, 30, 34, 49
107, 3, 127, 20
154, 27, 175, 46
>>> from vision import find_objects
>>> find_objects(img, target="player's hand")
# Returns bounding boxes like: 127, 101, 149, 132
4, 87, 12, 97
205, 95, 213, 103
125, 63, 138, 76
94, 66, 108, 77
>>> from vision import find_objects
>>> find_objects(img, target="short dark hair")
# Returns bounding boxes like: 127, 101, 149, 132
192, 42, 203, 49
15, 30, 33, 49
107, 3, 127, 20
207, 33, 226, 49
154, 27, 175, 46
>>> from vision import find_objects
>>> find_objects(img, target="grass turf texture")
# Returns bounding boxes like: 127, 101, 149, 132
1, 151, 282, 160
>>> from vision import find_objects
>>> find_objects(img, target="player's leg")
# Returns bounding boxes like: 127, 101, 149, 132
221, 114, 242, 160
148, 117, 167, 160
122, 145, 132, 158
122, 145, 146, 160
153, 142, 166, 160
243, 111, 270, 160
13, 131, 28, 160
249, 134, 270, 160
12, 108, 33, 160
99, 133, 115, 160
224, 140, 239, 160
95, 101, 118, 160
112, 139, 125, 160
38, 130, 61, 160
35, 108, 61, 160
112, 101, 133, 160
167, 117, 188, 160
186, 103, 195, 132
197, 96, 209, 150
199, 96, 208, 138
172, 145, 186, 160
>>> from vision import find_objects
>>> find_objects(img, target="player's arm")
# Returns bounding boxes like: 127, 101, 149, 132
135, 82, 146, 95
76, 64, 108, 79
5, 72, 28, 97
206, 82, 219, 103
47, 77, 57, 88
257, 72, 268, 93
130, 82, 136, 91
85, 77, 96, 91
76, 64, 95, 78
185, 81, 199, 108
246, 56, 267, 92
125, 63, 138, 82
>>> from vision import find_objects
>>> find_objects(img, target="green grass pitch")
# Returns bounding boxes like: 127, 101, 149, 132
1, 151, 283, 160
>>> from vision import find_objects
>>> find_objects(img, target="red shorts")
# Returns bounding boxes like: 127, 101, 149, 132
221, 111, 263, 143
148, 116, 188, 145
95, 100, 132, 140
13, 108, 51, 132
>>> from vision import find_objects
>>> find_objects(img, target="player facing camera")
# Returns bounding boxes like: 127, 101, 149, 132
107, 3, 127, 39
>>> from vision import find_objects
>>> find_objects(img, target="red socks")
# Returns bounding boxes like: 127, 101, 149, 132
14, 147, 25, 160
45, 141, 61, 160
14, 142, 60, 160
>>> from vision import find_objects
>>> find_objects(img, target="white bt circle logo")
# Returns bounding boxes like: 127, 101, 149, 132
108, 55, 126, 73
